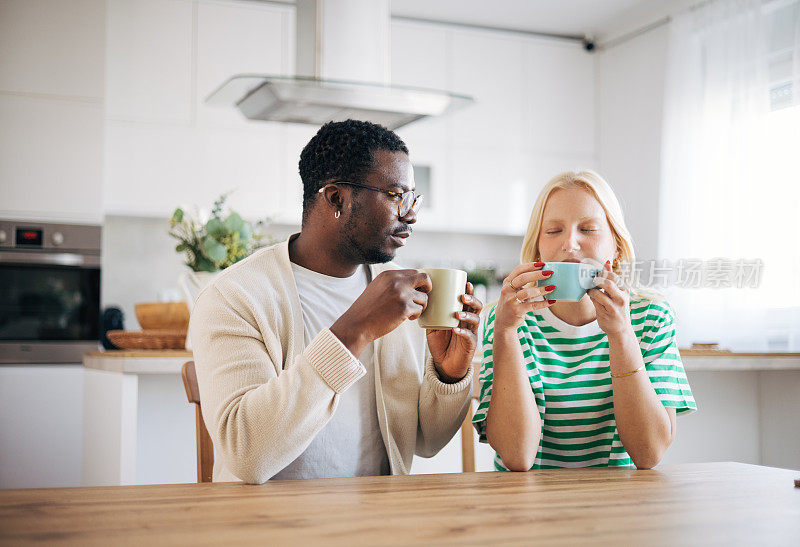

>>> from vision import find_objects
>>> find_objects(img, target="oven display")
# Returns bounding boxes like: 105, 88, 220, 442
16, 228, 43, 247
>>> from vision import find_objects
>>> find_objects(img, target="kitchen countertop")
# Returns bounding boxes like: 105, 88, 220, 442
83, 350, 192, 374
83, 349, 800, 374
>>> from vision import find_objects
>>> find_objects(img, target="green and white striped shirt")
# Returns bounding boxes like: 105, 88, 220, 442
473, 298, 696, 470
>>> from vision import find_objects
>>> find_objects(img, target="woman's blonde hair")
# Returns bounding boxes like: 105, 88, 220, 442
520, 169, 662, 302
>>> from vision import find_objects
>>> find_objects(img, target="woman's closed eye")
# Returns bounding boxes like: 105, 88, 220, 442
545, 228, 597, 234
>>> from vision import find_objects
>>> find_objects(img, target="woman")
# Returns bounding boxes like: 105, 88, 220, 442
473, 170, 695, 470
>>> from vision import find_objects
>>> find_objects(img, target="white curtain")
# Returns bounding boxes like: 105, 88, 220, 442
660, 0, 800, 351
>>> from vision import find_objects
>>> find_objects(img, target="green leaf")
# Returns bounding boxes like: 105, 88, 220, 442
224, 212, 244, 232
237, 222, 252, 242
171, 208, 184, 223
175, 243, 188, 252
202, 237, 228, 263
206, 217, 226, 237
194, 256, 217, 272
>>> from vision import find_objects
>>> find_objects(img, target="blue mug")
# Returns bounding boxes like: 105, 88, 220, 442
537, 262, 601, 302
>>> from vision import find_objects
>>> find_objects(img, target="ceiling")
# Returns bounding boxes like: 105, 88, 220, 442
390, 0, 684, 42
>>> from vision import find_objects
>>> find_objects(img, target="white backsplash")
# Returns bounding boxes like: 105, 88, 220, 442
102, 215, 522, 330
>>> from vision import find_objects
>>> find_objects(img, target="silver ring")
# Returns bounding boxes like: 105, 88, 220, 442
515, 296, 524, 304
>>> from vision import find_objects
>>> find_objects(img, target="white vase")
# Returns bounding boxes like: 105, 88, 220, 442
179, 270, 219, 350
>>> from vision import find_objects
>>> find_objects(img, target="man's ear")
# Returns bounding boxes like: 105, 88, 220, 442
320, 184, 345, 211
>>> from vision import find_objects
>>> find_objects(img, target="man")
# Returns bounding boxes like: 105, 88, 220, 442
190, 119, 482, 483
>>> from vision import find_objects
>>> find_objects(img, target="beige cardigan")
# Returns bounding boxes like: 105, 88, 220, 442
189, 237, 473, 483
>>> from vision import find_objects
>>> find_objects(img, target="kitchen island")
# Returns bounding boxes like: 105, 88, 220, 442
82, 350, 195, 487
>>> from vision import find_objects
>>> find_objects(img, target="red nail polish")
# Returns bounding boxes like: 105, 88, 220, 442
534, 262, 545, 267
545, 285, 555, 291
543, 270, 553, 277
548, 300, 556, 304
606, 260, 610, 266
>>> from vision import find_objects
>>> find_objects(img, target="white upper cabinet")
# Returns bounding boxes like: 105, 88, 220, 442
103, 122, 284, 220
105, 0, 193, 123
0, 0, 105, 99
195, 1, 294, 128
0, 0, 105, 223
391, 21, 449, 148
391, 21, 450, 230
523, 39, 594, 156
450, 29, 525, 150
278, 124, 319, 224
0, 94, 104, 223
103, 0, 296, 220
450, 146, 529, 235
390, 21, 449, 90
100, 9, 596, 232
391, 22, 596, 235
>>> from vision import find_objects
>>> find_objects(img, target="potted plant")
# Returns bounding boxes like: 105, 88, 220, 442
169, 192, 272, 310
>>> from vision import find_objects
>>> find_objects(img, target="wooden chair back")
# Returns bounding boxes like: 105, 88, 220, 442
181, 361, 214, 483
460, 403, 476, 472
460, 366, 481, 473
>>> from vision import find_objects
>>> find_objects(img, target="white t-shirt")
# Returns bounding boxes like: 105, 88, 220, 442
271, 262, 390, 480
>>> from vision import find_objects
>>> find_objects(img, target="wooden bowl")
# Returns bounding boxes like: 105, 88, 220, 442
107, 330, 187, 350
135, 302, 190, 331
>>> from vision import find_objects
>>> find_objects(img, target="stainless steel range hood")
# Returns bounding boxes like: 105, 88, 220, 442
204, 0, 473, 130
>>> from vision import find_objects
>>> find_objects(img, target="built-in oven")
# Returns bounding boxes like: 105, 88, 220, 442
0, 220, 101, 364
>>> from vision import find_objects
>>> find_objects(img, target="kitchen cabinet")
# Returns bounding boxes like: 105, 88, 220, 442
279, 124, 318, 224
0, 0, 105, 224
391, 22, 450, 231
0, 366, 84, 489
390, 22, 598, 235
449, 146, 528, 234
82, 351, 195, 486
105, 0, 194, 124
0, 0, 105, 99
103, 0, 295, 222
522, 38, 595, 156
195, 0, 294, 129
450, 29, 525, 151
0, 94, 104, 223
101, 7, 599, 233
390, 20, 449, 150
103, 122, 285, 220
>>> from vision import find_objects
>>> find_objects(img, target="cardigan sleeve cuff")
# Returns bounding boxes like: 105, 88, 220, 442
304, 328, 366, 394
424, 356, 473, 396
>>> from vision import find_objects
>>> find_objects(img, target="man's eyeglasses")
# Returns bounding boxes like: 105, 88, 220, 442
318, 181, 423, 218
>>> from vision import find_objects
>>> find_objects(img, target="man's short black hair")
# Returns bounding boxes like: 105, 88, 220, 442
298, 119, 408, 222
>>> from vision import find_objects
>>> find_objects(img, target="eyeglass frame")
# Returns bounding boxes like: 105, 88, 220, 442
317, 181, 423, 218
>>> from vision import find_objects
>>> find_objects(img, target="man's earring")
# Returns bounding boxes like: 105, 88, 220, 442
334, 210, 340, 219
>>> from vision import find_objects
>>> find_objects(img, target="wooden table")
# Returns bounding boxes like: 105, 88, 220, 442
1, 463, 798, 545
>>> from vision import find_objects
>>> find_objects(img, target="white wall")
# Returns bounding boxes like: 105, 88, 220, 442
595, 25, 670, 262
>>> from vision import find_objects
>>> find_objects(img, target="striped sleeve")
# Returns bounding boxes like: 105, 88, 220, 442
636, 300, 697, 415
472, 305, 496, 443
